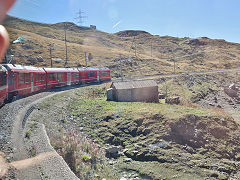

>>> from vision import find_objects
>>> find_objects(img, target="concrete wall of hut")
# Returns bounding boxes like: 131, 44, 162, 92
132, 87, 159, 103
115, 89, 132, 102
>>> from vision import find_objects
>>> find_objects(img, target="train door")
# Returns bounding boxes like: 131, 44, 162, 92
97, 71, 100, 82
79, 72, 81, 84
8, 72, 16, 91
31, 73, 34, 92
67, 72, 71, 85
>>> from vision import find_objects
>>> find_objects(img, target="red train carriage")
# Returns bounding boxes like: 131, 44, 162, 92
78, 68, 99, 84
0, 65, 8, 106
78, 68, 111, 84
44, 68, 81, 88
44, 68, 68, 88
99, 68, 111, 82
68, 68, 81, 85
0, 64, 111, 108
3, 64, 46, 98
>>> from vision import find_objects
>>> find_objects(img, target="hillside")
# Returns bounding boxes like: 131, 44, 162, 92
27, 79, 240, 179
3, 15, 240, 77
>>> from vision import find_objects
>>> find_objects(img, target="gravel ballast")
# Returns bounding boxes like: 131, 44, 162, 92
0, 88, 80, 180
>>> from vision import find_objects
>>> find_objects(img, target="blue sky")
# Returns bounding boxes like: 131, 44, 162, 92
8, 0, 240, 43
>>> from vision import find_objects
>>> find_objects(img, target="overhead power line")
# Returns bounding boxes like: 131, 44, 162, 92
75, 9, 87, 26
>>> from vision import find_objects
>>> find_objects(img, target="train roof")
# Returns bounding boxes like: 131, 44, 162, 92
1, 64, 110, 73
43, 67, 79, 72
3, 64, 45, 73
77, 67, 110, 71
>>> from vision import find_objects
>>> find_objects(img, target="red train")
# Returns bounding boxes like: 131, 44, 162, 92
0, 64, 111, 106
0, 66, 8, 106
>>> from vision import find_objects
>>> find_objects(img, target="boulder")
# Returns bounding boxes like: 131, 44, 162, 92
123, 158, 132, 163
224, 88, 238, 98
185, 39, 206, 46
183, 145, 196, 154
105, 146, 120, 159
148, 140, 172, 150
26, 56, 37, 65
229, 83, 238, 91
36, 56, 44, 62
165, 96, 180, 105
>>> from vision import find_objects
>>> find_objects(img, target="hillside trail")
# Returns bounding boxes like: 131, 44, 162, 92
128, 67, 240, 81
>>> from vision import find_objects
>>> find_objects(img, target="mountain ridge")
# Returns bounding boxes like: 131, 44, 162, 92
3, 15, 240, 77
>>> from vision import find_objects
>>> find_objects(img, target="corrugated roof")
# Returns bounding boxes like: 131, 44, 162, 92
112, 80, 157, 89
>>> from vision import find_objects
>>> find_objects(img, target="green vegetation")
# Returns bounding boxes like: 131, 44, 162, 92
70, 85, 215, 120
64, 85, 237, 179
25, 130, 32, 139
52, 129, 118, 180
35, 82, 240, 179
25, 122, 39, 139
81, 154, 91, 162
158, 77, 219, 105
28, 145, 37, 157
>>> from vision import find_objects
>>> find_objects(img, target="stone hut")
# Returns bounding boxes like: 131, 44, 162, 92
107, 80, 159, 103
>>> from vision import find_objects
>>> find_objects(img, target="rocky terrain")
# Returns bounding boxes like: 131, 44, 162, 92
3, 16, 240, 77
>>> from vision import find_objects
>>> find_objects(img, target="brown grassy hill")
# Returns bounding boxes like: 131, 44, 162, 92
3, 16, 240, 77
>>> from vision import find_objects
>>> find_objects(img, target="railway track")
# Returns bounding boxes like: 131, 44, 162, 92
0, 85, 82, 180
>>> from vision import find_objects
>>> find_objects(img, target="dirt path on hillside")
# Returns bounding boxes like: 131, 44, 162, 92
114, 67, 240, 82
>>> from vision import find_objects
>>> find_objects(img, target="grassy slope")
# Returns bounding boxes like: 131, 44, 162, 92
3, 16, 240, 77
35, 83, 240, 180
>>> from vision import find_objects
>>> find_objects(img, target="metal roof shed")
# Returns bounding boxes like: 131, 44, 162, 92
109, 80, 159, 103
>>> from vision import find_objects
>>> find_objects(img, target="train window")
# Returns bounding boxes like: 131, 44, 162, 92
101, 71, 109, 76
8, 73, 15, 86
57, 73, 62, 81
87, 72, 95, 77
19, 73, 30, 84
73, 73, 79, 79
36, 73, 45, 82
41, 74, 45, 81
35, 74, 39, 82
19, 73, 25, 84
48, 73, 57, 80
0, 72, 7, 86
24, 73, 30, 83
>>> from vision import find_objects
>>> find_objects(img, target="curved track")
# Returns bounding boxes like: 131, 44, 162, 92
0, 86, 82, 180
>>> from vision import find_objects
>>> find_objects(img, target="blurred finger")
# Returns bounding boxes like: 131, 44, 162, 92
0, 0, 16, 23
0, 152, 8, 178
0, 25, 9, 61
